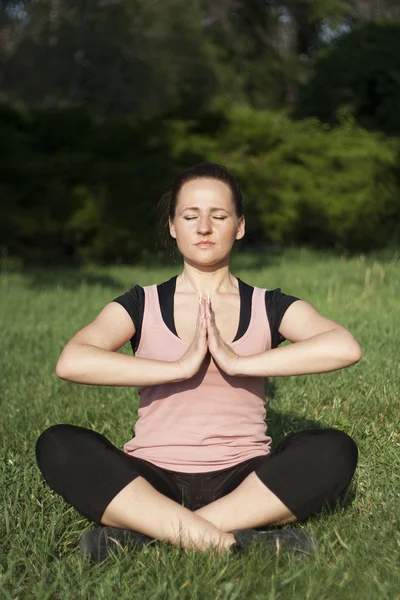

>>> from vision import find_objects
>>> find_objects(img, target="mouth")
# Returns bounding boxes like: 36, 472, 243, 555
195, 242, 215, 248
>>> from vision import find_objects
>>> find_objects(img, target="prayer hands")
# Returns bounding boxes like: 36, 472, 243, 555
204, 294, 240, 377
177, 294, 239, 380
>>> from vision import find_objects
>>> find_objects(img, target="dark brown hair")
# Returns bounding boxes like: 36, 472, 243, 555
155, 162, 243, 253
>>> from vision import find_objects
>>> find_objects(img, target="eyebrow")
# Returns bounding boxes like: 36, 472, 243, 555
179, 206, 230, 214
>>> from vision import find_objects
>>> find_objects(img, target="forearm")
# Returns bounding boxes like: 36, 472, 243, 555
56, 343, 184, 386
234, 329, 362, 377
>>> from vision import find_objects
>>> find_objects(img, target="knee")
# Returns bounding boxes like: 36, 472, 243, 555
36, 424, 85, 477
319, 428, 358, 483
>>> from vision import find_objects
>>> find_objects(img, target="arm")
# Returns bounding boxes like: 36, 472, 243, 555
55, 302, 184, 386
233, 300, 362, 377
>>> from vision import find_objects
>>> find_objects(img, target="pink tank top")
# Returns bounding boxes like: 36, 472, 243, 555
123, 284, 273, 472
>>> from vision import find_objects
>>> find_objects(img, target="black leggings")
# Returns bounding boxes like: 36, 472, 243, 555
36, 425, 358, 525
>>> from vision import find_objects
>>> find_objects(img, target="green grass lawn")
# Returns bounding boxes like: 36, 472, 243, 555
1, 248, 399, 599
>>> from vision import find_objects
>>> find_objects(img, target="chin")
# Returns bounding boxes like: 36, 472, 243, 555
189, 254, 229, 267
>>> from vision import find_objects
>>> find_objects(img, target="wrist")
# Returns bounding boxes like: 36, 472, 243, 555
231, 355, 244, 376
173, 360, 188, 382
232, 355, 257, 377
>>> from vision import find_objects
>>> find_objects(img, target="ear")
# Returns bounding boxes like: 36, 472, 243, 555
168, 217, 176, 239
235, 216, 245, 240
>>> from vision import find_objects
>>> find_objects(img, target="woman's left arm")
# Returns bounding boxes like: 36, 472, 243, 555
233, 300, 362, 377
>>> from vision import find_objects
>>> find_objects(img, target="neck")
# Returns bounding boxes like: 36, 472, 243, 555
177, 260, 238, 295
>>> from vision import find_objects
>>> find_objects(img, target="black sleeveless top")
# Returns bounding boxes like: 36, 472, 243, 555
113, 275, 300, 353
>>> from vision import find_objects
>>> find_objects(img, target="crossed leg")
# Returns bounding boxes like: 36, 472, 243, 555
194, 471, 297, 531
101, 475, 236, 554
196, 427, 358, 534
37, 425, 296, 555
38, 426, 357, 556
101, 470, 296, 555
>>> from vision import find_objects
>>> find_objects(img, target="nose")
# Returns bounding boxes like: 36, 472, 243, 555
197, 215, 212, 235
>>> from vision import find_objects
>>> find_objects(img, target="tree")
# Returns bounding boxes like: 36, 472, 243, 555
296, 22, 400, 136
0, 0, 222, 117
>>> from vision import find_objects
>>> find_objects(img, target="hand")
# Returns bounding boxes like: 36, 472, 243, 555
177, 295, 208, 380
205, 296, 239, 376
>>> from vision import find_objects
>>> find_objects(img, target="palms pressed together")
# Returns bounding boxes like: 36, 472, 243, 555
178, 294, 239, 380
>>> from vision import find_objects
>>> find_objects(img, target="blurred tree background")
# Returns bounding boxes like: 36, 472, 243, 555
1, 0, 399, 263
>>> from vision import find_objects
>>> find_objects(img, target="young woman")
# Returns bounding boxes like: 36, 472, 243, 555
36, 162, 361, 562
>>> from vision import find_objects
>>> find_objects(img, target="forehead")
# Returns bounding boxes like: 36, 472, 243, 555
177, 178, 233, 208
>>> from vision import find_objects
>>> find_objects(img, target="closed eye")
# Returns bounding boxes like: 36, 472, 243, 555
184, 217, 227, 220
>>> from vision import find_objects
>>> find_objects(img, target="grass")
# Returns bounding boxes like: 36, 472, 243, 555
0, 248, 399, 599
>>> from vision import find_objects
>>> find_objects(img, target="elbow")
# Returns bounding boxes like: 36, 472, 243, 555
348, 342, 362, 365
55, 354, 75, 380
55, 358, 69, 380
55, 342, 82, 380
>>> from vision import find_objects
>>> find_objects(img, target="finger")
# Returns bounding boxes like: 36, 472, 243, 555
199, 297, 206, 322
203, 295, 209, 318
199, 297, 207, 335
198, 293, 204, 317
206, 310, 215, 338
207, 298, 216, 327
193, 296, 203, 342
208, 297, 215, 319
206, 298, 214, 326
200, 314, 206, 340
208, 297, 217, 327
195, 295, 202, 331
206, 294, 212, 317
197, 295, 207, 330
198, 305, 208, 348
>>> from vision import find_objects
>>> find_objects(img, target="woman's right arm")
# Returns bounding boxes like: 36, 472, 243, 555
55, 302, 185, 386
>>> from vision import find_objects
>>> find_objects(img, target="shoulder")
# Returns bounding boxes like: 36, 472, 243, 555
237, 278, 301, 348
239, 278, 300, 308
260, 286, 302, 348
113, 284, 144, 305
111, 285, 146, 352
112, 285, 144, 325
111, 275, 176, 319
264, 287, 300, 308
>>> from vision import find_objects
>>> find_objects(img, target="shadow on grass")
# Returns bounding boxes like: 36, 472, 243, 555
7, 248, 283, 290
140, 245, 285, 272
17, 266, 123, 290
263, 380, 323, 446
231, 248, 282, 271
4, 243, 291, 295
260, 380, 359, 527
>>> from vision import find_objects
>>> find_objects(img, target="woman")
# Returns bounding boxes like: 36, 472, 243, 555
36, 162, 361, 562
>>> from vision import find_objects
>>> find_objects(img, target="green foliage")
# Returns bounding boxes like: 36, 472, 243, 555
175, 105, 400, 251
0, 103, 178, 263
2, 0, 400, 124
0, 0, 222, 118
296, 22, 400, 135
1, 101, 399, 263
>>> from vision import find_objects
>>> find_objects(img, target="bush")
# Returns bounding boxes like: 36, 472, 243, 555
1, 102, 399, 263
175, 105, 400, 251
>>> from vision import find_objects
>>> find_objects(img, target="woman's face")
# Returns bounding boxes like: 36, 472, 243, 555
168, 178, 245, 266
